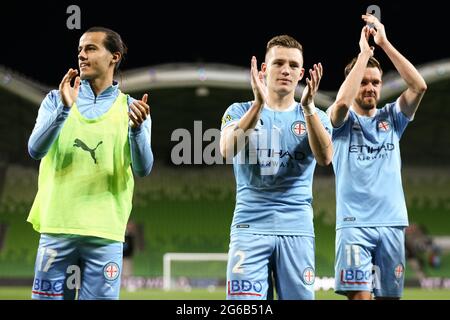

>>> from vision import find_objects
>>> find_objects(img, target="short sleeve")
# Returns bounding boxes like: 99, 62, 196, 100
386, 98, 411, 138
317, 108, 333, 137
326, 105, 352, 138
220, 102, 249, 131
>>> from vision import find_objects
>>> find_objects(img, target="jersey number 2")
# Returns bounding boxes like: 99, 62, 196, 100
232, 250, 245, 274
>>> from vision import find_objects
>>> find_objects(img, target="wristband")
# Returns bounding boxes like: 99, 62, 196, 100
303, 102, 317, 116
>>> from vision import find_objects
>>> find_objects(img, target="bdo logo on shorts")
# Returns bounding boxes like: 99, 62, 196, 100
103, 262, 120, 281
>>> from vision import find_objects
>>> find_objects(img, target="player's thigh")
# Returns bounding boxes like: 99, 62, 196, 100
335, 228, 377, 295
226, 233, 274, 300
32, 234, 79, 300
373, 227, 405, 298
78, 237, 123, 300
274, 235, 315, 300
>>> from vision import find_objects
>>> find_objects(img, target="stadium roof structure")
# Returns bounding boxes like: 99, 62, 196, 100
0, 59, 449, 173
380, 58, 450, 100
117, 60, 450, 106
0, 65, 50, 106
1, 60, 450, 107
120, 63, 337, 107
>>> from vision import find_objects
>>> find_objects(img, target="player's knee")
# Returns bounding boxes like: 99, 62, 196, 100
375, 296, 400, 300
347, 291, 372, 300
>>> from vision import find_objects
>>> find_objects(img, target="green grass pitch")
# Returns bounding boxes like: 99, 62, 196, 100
1, 287, 450, 300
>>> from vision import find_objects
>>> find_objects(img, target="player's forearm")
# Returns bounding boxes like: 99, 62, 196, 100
129, 120, 153, 177
332, 51, 372, 125
305, 114, 332, 166
237, 100, 264, 132
28, 106, 70, 160
336, 51, 372, 104
380, 40, 427, 93
220, 101, 263, 158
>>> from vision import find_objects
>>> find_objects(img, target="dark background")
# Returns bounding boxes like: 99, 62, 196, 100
1, 0, 448, 90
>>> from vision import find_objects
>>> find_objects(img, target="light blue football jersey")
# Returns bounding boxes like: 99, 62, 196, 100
329, 99, 411, 229
221, 101, 332, 236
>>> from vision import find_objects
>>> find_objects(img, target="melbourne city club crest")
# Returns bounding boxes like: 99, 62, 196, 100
292, 121, 307, 137
394, 264, 404, 279
302, 267, 315, 285
103, 262, 120, 281
377, 120, 391, 132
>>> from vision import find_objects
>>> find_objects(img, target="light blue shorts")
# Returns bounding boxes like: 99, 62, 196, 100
335, 226, 406, 298
32, 233, 123, 300
226, 233, 315, 300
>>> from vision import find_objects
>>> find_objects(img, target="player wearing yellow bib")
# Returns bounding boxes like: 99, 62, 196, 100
27, 27, 153, 299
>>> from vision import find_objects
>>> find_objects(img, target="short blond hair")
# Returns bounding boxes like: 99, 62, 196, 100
266, 35, 303, 58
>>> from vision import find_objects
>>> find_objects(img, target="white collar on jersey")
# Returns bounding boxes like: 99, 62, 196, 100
263, 101, 298, 112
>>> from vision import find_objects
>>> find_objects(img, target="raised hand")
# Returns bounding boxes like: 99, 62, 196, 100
129, 93, 150, 128
362, 13, 388, 47
250, 56, 268, 106
59, 68, 80, 108
301, 63, 323, 107
360, 26, 375, 56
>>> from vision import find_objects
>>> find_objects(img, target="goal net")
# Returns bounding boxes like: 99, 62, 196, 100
163, 253, 228, 290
